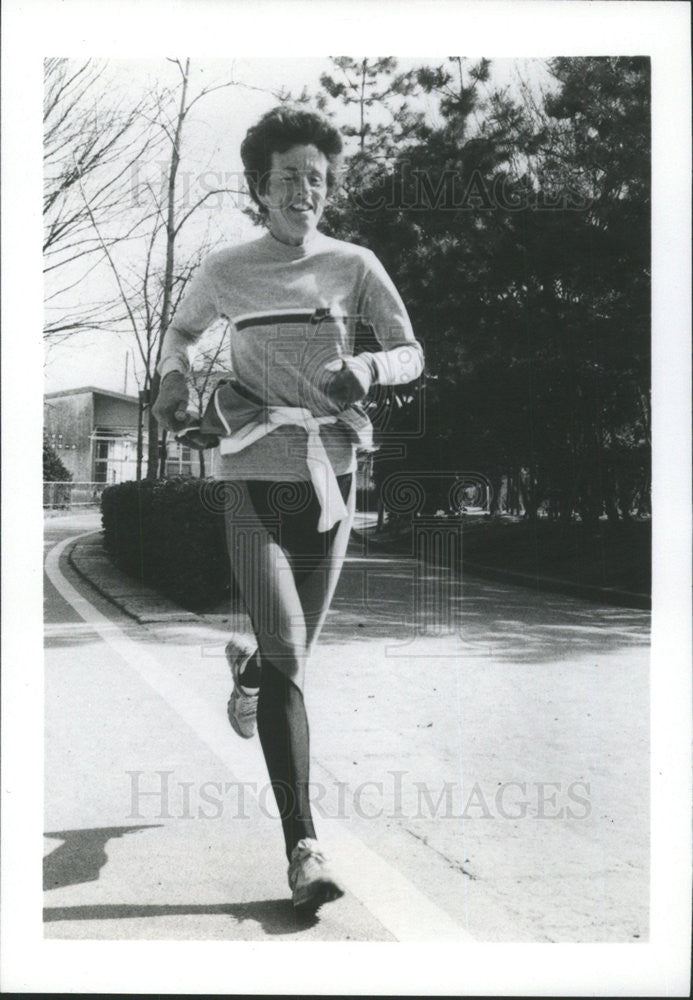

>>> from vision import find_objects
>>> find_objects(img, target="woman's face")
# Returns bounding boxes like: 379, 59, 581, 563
259, 144, 329, 246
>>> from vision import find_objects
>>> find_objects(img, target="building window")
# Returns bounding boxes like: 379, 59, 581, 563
180, 445, 193, 477
92, 432, 139, 483
165, 441, 194, 478
94, 439, 110, 483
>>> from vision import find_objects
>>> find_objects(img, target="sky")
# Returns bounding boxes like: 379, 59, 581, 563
43, 56, 555, 396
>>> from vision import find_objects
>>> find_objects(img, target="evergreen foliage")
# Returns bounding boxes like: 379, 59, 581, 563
314, 56, 650, 523
43, 435, 73, 482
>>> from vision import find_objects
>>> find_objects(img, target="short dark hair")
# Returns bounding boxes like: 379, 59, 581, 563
240, 105, 343, 214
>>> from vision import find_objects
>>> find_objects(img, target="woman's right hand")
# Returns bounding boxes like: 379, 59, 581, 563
152, 372, 190, 431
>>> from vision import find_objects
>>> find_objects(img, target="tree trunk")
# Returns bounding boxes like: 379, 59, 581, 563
159, 427, 168, 479
146, 371, 161, 479
524, 464, 538, 521
136, 391, 147, 481
489, 471, 503, 516
147, 61, 190, 480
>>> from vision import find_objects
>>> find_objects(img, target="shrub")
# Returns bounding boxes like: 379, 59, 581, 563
43, 435, 73, 482
101, 478, 234, 610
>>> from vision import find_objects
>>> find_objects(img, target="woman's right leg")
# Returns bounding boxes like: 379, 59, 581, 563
224, 482, 315, 861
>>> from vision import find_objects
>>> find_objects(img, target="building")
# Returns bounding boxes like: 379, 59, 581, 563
43, 387, 211, 483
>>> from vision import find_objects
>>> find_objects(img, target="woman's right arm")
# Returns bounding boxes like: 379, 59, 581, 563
154, 257, 221, 430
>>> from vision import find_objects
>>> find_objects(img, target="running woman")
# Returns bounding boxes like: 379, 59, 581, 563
153, 106, 424, 914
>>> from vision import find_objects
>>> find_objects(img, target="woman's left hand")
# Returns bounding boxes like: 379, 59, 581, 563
324, 355, 376, 406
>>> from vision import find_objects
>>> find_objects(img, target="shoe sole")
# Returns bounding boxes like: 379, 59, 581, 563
227, 691, 256, 740
292, 878, 345, 915
225, 640, 258, 739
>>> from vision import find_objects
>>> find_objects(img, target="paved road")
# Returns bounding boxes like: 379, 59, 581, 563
43, 511, 650, 943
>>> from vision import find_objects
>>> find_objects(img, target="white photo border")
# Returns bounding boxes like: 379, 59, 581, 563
2, 0, 690, 995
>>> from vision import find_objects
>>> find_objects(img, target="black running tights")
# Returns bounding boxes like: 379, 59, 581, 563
225, 475, 354, 860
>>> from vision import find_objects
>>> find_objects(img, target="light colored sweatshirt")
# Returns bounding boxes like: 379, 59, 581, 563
158, 229, 424, 480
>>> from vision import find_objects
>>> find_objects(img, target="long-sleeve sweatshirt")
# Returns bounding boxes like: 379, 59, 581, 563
158, 229, 424, 480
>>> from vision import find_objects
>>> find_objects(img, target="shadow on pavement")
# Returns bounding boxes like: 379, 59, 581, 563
315, 558, 651, 663
44, 825, 162, 890
189, 560, 651, 665
58, 527, 650, 667
43, 899, 317, 935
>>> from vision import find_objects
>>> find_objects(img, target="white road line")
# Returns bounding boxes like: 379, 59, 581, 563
45, 532, 473, 942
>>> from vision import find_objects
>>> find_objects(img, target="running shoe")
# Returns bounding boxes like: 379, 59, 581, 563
225, 637, 259, 739
288, 838, 345, 914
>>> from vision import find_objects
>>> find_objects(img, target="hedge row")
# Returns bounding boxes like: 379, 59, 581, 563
101, 478, 233, 610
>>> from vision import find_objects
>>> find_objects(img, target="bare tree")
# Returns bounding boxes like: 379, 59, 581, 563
74, 58, 245, 479
141, 58, 244, 478
43, 58, 162, 341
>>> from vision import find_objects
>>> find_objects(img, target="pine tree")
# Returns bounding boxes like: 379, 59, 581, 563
43, 435, 73, 481
316, 57, 650, 522
514, 56, 651, 521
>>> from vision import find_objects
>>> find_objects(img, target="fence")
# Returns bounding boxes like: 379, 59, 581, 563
43, 481, 107, 510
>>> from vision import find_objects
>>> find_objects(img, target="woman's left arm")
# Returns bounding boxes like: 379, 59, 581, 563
355, 251, 424, 387
325, 252, 424, 407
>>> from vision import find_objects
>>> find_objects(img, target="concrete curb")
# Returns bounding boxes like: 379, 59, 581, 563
350, 526, 651, 611
68, 533, 203, 624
